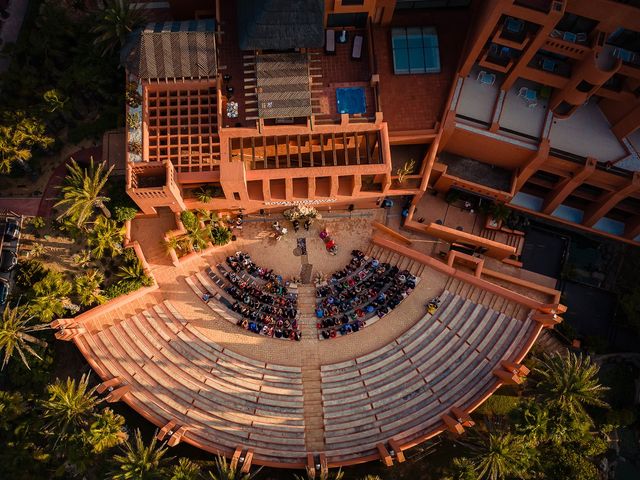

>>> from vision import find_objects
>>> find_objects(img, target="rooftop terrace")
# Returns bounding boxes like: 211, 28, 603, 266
373, 8, 472, 133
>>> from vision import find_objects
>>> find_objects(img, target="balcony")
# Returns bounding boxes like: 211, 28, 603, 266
493, 17, 531, 50
547, 98, 628, 166
480, 44, 517, 73
528, 53, 572, 78
455, 66, 502, 126
544, 30, 591, 59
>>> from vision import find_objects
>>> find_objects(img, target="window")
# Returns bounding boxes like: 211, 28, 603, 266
233, 192, 241, 201
391, 27, 440, 74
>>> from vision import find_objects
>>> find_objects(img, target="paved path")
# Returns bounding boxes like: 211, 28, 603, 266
0, 197, 40, 216
37, 146, 101, 218
297, 285, 326, 452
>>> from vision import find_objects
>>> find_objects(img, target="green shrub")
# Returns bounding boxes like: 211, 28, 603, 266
122, 247, 138, 264
475, 394, 521, 416
29, 216, 46, 229
104, 279, 144, 299
180, 210, 199, 232
211, 225, 232, 246
15, 259, 48, 290
114, 206, 138, 223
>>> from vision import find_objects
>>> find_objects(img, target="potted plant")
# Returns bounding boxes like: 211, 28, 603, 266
486, 202, 511, 230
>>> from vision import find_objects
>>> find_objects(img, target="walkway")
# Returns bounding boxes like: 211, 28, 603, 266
37, 146, 101, 218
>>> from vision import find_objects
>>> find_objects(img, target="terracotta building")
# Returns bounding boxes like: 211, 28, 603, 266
124, 0, 640, 246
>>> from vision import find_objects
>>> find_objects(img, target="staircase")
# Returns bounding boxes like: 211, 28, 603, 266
296, 284, 326, 451
301, 362, 325, 452
536, 330, 570, 355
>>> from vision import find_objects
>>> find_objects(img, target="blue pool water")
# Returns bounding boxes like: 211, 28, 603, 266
336, 87, 367, 115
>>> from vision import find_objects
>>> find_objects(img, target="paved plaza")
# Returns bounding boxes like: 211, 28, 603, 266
128, 210, 450, 367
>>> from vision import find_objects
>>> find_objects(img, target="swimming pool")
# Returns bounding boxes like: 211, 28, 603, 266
336, 87, 367, 115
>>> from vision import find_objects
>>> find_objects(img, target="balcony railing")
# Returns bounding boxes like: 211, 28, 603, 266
612, 47, 640, 68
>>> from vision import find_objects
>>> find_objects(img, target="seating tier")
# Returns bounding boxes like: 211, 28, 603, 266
76, 300, 306, 465
319, 290, 535, 461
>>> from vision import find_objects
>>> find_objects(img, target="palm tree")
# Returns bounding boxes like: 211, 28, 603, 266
29, 270, 73, 322
88, 216, 125, 259
170, 458, 201, 480
117, 260, 147, 284
465, 431, 531, 480
187, 225, 212, 251
92, 0, 147, 57
0, 306, 49, 370
211, 225, 232, 246
26, 242, 47, 259
55, 157, 113, 228
72, 249, 93, 268
206, 455, 260, 480
110, 429, 173, 480
0, 111, 54, 173
75, 269, 107, 307
532, 352, 609, 418
83, 407, 128, 454
42, 374, 101, 438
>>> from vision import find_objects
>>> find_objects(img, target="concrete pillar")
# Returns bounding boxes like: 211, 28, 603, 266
541, 157, 596, 214
442, 414, 465, 434
376, 443, 394, 466
105, 385, 130, 403
388, 439, 406, 463
582, 172, 640, 227
624, 215, 640, 240
167, 426, 188, 447
611, 101, 640, 140
97, 377, 121, 394
157, 420, 177, 441
514, 139, 550, 193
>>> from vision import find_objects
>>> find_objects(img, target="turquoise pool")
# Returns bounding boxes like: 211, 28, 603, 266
336, 87, 367, 115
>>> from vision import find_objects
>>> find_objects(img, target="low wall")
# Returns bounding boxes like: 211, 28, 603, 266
404, 219, 516, 260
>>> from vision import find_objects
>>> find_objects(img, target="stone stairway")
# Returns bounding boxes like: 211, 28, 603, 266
296, 284, 326, 451
536, 329, 569, 355
301, 362, 325, 452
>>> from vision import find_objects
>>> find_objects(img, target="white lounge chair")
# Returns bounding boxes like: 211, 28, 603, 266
477, 70, 496, 86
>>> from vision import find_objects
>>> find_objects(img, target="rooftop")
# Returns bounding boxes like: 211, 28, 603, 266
375, 8, 472, 133
124, 20, 217, 81
237, 0, 324, 51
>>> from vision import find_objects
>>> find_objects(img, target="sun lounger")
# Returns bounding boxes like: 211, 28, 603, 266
351, 34, 363, 60
325, 29, 336, 55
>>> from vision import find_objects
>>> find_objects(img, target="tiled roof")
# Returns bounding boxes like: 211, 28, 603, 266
125, 20, 217, 81
256, 53, 312, 119
237, 0, 324, 51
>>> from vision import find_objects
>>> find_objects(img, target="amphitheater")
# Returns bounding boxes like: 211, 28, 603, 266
52, 212, 564, 475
